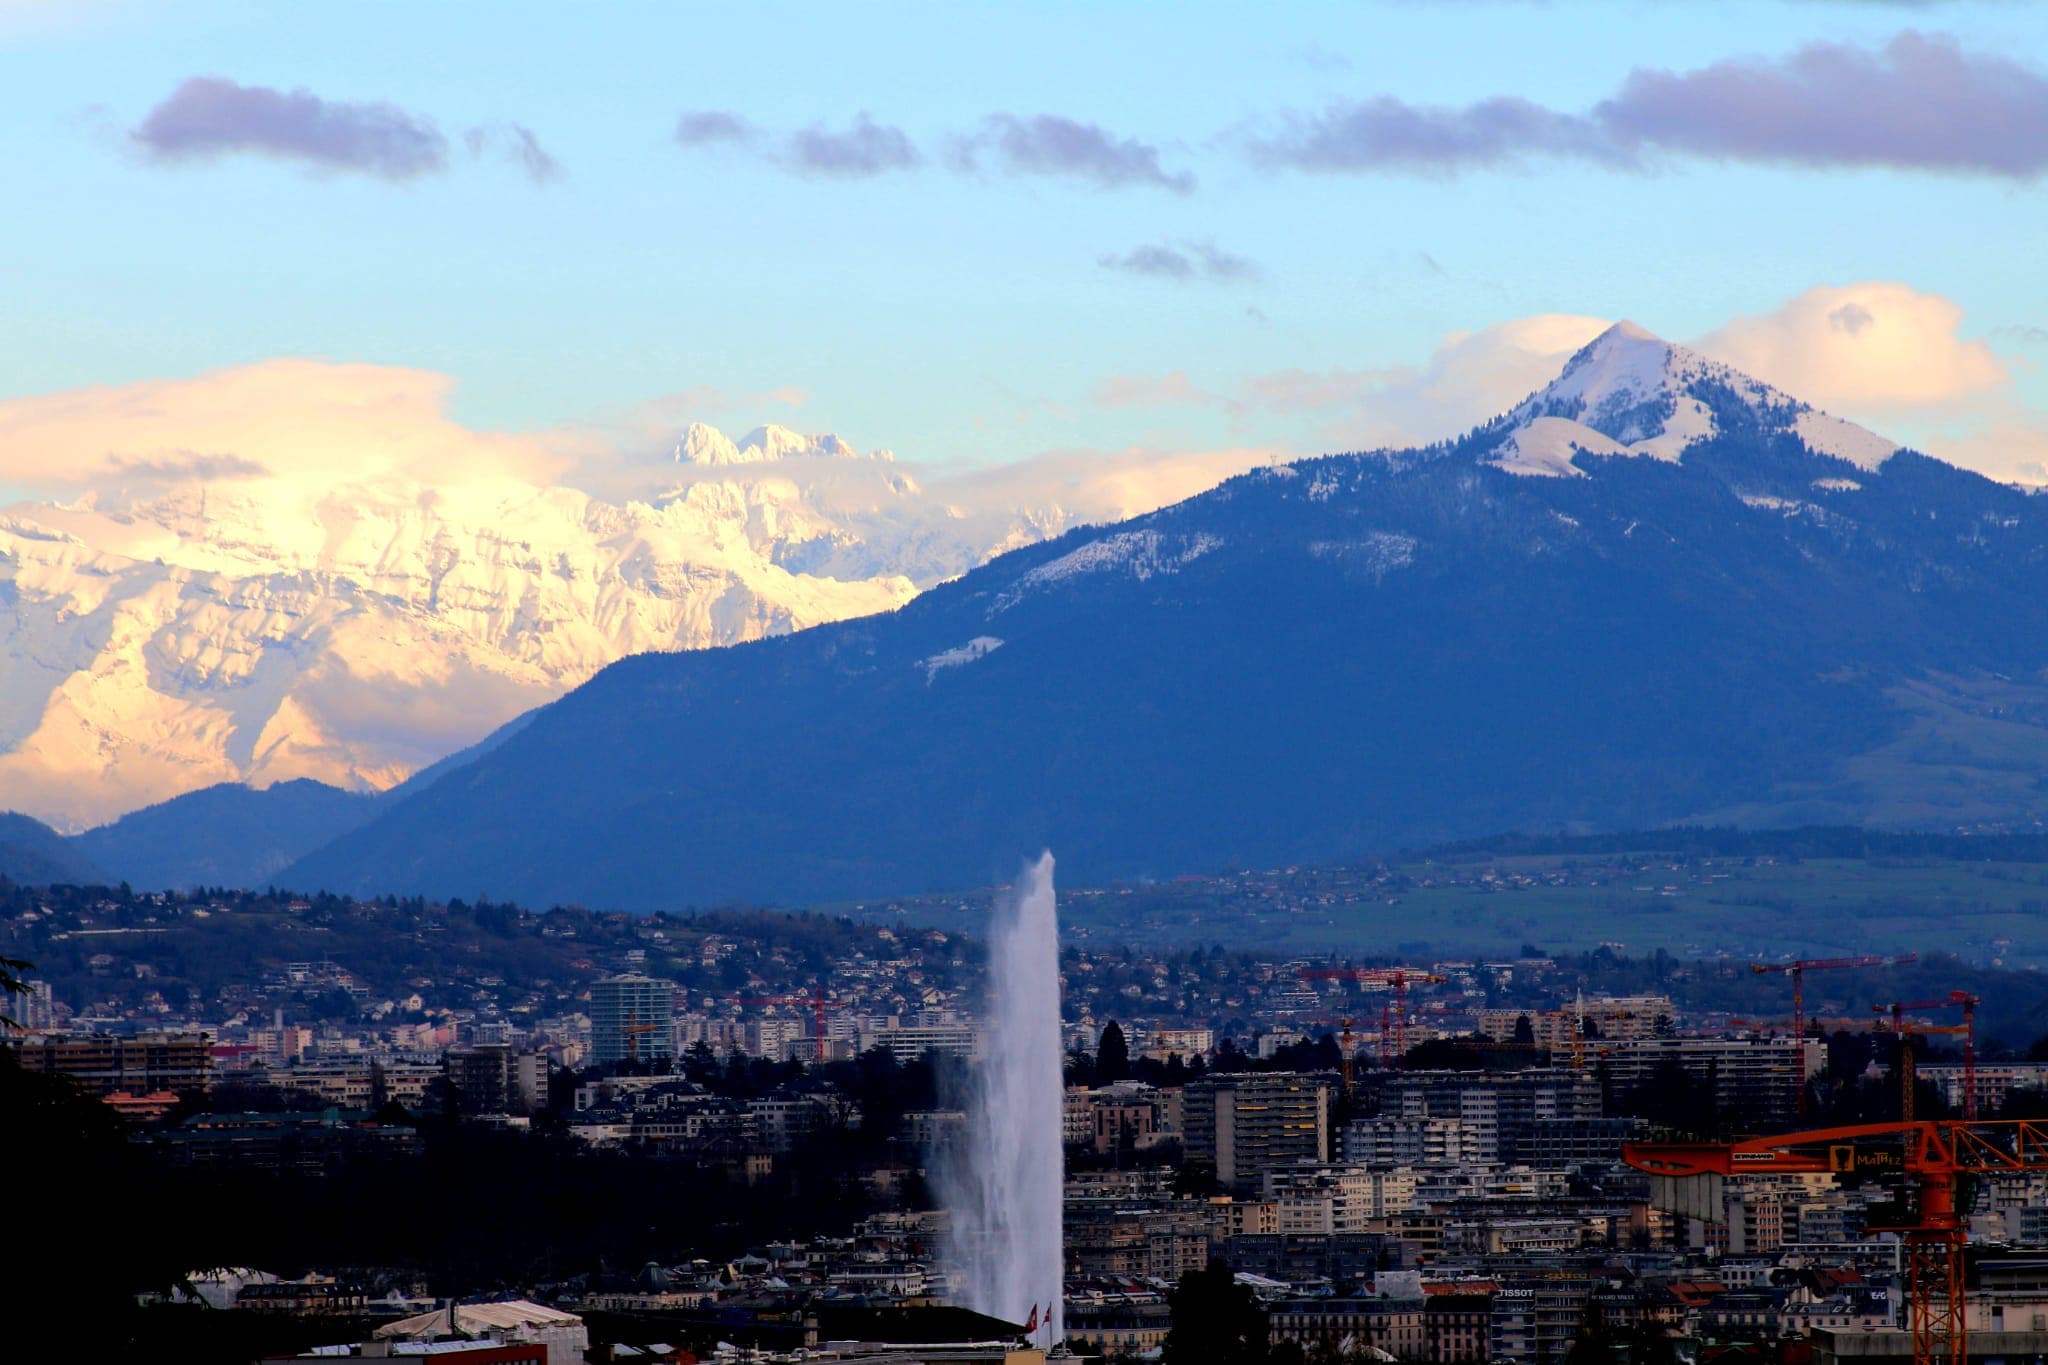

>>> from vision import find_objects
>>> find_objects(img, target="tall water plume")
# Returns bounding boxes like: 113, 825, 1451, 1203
937, 850, 1064, 1340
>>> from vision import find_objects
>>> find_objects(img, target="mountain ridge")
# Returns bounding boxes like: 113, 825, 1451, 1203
0, 419, 1094, 830
0, 811, 105, 887
281, 324, 2048, 909
71, 778, 382, 892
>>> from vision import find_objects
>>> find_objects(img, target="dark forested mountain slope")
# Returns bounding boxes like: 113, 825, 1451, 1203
0, 811, 103, 887
74, 779, 381, 892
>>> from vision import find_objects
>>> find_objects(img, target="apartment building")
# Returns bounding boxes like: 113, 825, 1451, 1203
1184, 1072, 1332, 1194
588, 975, 676, 1068
14, 1030, 212, 1096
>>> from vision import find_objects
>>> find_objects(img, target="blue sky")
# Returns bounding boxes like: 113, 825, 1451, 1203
3, 0, 2045, 493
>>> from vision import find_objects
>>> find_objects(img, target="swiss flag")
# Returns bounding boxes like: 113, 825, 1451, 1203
1024, 1305, 1040, 1333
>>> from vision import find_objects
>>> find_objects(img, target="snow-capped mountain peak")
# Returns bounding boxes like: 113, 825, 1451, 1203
672, 421, 891, 466
675, 422, 743, 465
1486, 320, 1899, 478
0, 416, 1068, 829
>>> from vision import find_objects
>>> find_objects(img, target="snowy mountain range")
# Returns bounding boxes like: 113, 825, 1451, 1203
0, 421, 1081, 830
281, 322, 2048, 910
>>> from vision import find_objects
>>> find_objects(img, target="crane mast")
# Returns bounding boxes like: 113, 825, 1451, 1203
1627, 1119, 2048, 1365
1750, 954, 1917, 1116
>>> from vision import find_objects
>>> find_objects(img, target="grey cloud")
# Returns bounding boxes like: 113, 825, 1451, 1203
673, 109, 919, 178
963, 114, 1194, 193
465, 123, 564, 184
105, 451, 270, 482
783, 114, 921, 178
1830, 302, 1876, 334
132, 76, 448, 179
1598, 31, 2048, 176
670, 109, 1187, 193
505, 125, 563, 184
1252, 31, 2048, 179
1252, 95, 1629, 173
1098, 240, 1260, 283
1289, 44, 1353, 73
1994, 324, 2048, 347
674, 110, 757, 146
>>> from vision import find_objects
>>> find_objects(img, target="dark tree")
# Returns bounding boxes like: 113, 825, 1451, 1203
1620, 1057, 1722, 1137
1998, 1086, 2048, 1121
1164, 1261, 1268, 1365
1097, 1020, 1130, 1084
0, 953, 32, 1029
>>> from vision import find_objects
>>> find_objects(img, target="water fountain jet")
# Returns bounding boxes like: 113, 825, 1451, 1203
936, 850, 1064, 1343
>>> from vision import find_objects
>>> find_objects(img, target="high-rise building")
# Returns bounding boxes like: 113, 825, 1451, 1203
12, 980, 62, 1031
1184, 1073, 1331, 1194
589, 975, 676, 1068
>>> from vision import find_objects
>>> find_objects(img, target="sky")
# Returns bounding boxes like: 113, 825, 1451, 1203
3, 0, 2046, 507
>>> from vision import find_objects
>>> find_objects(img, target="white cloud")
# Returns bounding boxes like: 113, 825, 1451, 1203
1086, 314, 1611, 452
1075, 293, 2048, 487
1690, 282, 2048, 484
1091, 370, 1221, 411
1934, 414, 2048, 486
931, 444, 1282, 526
11, 287, 2042, 530
1695, 282, 2007, 411
0, 355, 1272, 536
1326, 313, 1611, 447
0, 359, 566, 501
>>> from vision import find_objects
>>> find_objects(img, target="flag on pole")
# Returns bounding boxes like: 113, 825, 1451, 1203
1024, 1304, 1039, 1334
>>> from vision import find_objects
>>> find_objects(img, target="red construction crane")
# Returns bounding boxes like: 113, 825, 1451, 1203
1627, 1120, 2048, 1365
1751, 953, 1919, 1116
1875, 992, 1981, 1121
1298, 966, 1447, 1068
739, 991, 850, 1044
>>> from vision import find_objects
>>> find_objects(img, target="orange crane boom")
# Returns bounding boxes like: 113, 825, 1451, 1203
1876, 992, 1981, 1120
1627, 1119, 2048, 1365
620, 1010, 659, 1065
